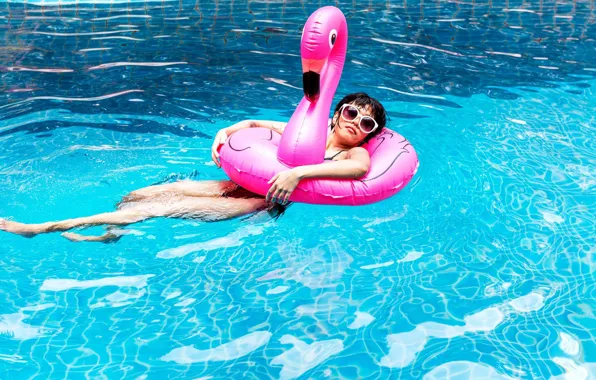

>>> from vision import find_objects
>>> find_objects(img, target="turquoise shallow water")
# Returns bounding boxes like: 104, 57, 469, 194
0, 1, 595, 379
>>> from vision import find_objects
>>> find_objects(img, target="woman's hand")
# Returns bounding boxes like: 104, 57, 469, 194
266, 168, 303, 204
211, 129, 229, 168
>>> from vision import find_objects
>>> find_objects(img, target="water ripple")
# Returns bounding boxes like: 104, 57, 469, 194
0, 1, 594, 378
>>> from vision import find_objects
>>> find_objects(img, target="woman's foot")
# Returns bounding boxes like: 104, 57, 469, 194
0, 219, 45, 237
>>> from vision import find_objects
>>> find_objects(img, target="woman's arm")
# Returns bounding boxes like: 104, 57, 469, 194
212, 120, 286, 167
224, 120, 287, 135
295, 147, 370, 179
265, 147, 371, 204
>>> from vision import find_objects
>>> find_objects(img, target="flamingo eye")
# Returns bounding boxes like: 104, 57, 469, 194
328, 29, 337, 48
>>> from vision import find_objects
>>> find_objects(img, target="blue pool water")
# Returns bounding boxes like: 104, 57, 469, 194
0, 0, 595, 378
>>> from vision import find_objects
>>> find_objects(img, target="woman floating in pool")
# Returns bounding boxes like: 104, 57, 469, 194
0, 93, 386, 243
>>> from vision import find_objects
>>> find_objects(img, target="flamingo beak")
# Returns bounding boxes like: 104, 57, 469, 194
302, 58, 325, 103
303, 71, 320, 102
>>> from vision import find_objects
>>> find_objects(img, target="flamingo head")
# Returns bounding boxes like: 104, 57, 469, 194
300, 6, 347, 102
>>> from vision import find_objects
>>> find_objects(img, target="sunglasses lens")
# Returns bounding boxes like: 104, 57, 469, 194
342, 105, 359, 120
360, 117, 376, 132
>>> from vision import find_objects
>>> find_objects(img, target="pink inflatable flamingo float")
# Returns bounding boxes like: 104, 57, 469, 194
219, 6, 419, 205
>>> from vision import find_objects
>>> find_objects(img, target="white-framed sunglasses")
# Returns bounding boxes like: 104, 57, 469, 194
339, 104, 379, 133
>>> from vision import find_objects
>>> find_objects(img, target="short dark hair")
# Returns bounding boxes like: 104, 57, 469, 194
330, 92, 387, 143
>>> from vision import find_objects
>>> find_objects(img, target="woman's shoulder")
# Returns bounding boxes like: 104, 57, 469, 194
346, 146, 370, 159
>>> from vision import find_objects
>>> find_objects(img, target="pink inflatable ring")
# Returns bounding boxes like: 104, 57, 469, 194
219, 6, 419, 206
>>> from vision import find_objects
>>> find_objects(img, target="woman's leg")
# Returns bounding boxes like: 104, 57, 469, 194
0, 207, 155, 237
121, 180, 238, 203
62, 230, 123, 243
0, 195, 267, 237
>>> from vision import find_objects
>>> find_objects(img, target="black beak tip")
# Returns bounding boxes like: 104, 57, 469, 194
303, 71, 321, 103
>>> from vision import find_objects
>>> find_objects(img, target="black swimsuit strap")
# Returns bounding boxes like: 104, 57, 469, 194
324, 150, 346, 160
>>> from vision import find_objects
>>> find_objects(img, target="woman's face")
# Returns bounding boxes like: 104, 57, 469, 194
332, 102, 376, 146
